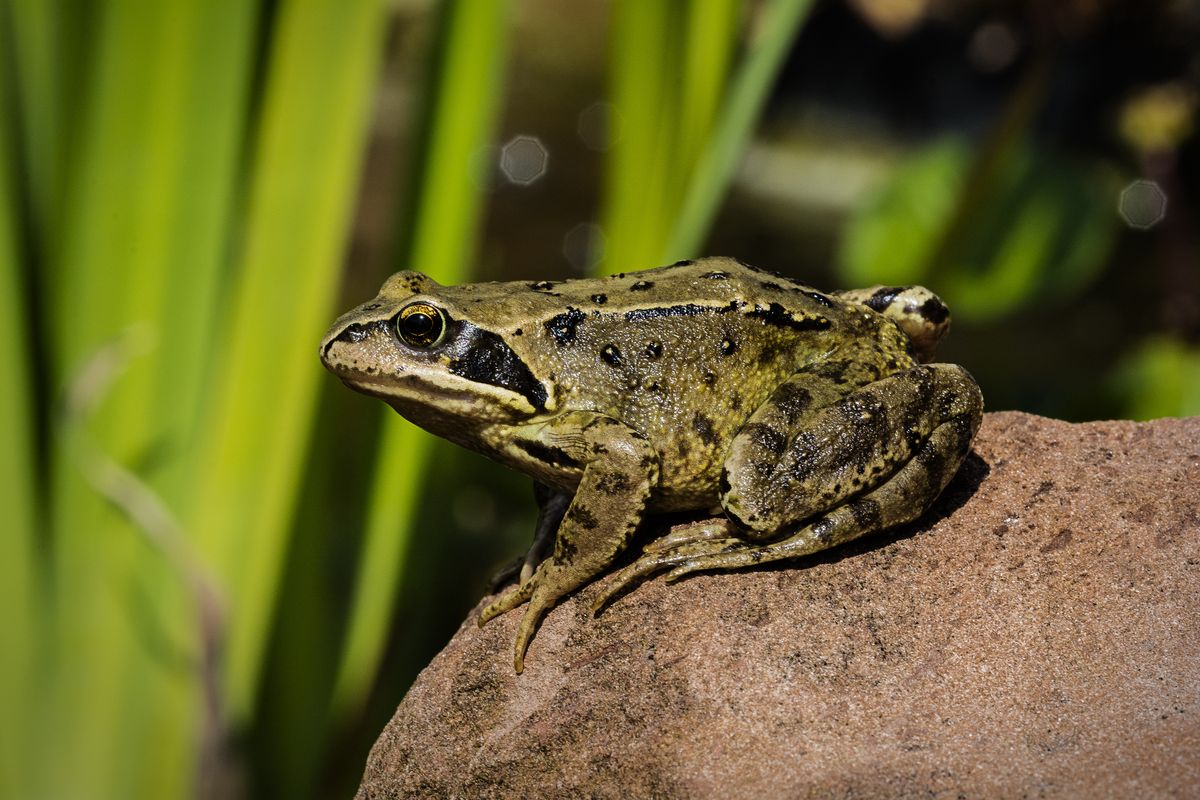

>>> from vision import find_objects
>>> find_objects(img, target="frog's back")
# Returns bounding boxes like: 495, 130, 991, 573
494, 259, 894, 506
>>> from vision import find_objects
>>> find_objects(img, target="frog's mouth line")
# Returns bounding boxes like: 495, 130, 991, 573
333, 371, 542, 420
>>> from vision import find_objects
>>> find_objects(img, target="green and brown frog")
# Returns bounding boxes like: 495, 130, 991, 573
320, 257, 983, 671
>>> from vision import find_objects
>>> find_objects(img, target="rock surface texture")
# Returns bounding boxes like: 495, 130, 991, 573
357, 412, 1200, 799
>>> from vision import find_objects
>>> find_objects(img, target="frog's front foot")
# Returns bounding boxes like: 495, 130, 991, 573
477, 572, 542, 672
478, 561, 599, 673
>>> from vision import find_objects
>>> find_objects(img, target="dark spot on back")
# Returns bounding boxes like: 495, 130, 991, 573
530, 280, 556, 291
591, 293, 608, 305
624, 303, 725, 323
702, 371, 718, 385
720, 338, 738, 356
631, 280, 654, 291
514, 328, 523, 336
544, 308, 586, 346
644, 341, 663, 359
801, 290, 835, 308
760, 281, 781, 290
692, 412, 718, 445
746, 302, 832, 332
601, 344, 624, 366
704, 271, 728, 280
669, 259, 694, 267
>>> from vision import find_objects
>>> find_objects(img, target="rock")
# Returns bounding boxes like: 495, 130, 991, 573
357, 412, 1200, 799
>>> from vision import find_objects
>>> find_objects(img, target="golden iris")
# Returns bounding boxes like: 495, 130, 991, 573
396, 302, 446, 348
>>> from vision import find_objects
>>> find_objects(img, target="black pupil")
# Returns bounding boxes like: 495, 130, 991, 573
405, 313, 434, 336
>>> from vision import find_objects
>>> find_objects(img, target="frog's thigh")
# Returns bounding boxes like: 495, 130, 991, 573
722, 364, 972, 538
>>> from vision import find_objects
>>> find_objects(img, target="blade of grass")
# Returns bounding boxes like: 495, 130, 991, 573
331, 0, 510, 718
665, 0, 815, 261
7, 0, 94, 265
601, 0, 680, 273
187, 0, 389, 724
675, 0, 741, 198
0, 15, 39, 795
46, 1, 259, 797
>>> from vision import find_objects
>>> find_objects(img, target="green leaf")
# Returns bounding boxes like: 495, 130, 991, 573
665, 0, 814, 262
1113, 338, 1200, 420
0, 14, 40, 794
43, 1, 260, 797
186, 0, 389, 725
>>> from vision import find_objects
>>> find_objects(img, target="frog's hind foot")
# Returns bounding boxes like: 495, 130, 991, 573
591, 532, 746, 613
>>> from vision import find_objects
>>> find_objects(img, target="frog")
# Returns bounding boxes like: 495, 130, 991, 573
319, 257, 983, 672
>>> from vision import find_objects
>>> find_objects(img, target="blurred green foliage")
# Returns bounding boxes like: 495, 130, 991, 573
1, 1, 1197, 799
839, 135, 1119, 322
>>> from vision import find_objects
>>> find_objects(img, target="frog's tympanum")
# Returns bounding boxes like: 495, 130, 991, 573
321, 258, 983, 671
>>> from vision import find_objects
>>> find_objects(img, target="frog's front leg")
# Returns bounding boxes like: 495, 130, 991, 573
478, 412, 659, 672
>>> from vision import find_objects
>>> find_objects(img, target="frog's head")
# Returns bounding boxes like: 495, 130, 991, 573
320, 271, 553, 425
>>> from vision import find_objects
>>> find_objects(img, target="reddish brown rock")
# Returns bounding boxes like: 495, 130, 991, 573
357, 412, 1200, 799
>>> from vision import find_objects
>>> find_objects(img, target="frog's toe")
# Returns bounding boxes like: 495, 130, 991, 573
512, 586, 560, 673
663, 549, 760, 582
591, 557, 672, 613
478, 579, 534, 627
643, 518, 736, 554
593, 536, 745, 613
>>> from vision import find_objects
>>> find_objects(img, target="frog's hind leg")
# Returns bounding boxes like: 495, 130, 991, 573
665, 411, 979, 579
668, 363, 982, 579
597, 363, 981, 591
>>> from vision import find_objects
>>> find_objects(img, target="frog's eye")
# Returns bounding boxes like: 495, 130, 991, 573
396, 302, 447, 348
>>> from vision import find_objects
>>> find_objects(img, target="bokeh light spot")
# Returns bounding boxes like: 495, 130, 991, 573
967, 21, 1020, 73
1118, 179, 1168, 230
562, 222, 606, 274
500, 135, 548, 186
